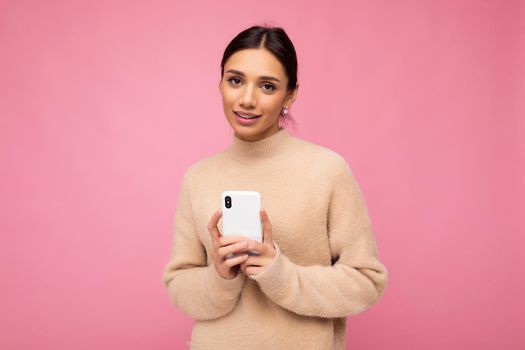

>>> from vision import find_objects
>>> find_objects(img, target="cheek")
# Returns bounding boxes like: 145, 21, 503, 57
261, 96, 285, 113
221, 94, 231, 106
221, 89, 239, 106
219, 84, 231, 101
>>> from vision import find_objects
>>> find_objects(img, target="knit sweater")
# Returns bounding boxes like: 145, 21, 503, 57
162, 128, 388, 350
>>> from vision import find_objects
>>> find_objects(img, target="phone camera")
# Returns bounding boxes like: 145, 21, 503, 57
225, 196, 232, 209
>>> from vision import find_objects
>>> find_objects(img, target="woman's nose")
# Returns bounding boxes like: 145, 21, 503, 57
240, 85, 257, 108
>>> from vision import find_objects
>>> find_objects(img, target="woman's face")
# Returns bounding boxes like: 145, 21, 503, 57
219, 48, 297, 142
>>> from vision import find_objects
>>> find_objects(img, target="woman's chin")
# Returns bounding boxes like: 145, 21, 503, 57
228, 119, 261, 138
233, 128, 261, 141
227, 115, 279, 141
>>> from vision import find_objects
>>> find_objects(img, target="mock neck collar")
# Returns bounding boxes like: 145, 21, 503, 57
227, 128, 292, 161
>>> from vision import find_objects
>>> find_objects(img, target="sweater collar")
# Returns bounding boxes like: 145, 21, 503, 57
227, 128, 292, 161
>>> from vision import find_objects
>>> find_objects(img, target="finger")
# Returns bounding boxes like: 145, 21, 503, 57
206, 209, 222, 241
245, 239, 265, 253
223, 254, 249, 267
218, 240, 249, 258
240, 262, 247, 274
260, 208, 273, 244
243, 256, 266, 267
218, 235, 249, 247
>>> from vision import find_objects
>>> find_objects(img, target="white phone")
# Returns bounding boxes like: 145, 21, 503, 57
221, 191, 262, 242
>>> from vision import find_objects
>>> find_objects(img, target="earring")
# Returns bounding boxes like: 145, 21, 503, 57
282, 106, 289, 116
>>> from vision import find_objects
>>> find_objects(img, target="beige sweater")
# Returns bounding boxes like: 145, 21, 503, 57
162, 128, 388, 350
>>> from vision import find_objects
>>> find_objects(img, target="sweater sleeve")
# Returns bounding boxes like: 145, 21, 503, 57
162, 172, 245, 321
250, 160, 388, 318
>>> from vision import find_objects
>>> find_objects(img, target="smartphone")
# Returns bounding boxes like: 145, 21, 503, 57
221, 191, 262, 242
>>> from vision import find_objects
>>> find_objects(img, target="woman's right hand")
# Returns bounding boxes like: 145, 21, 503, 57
207, 209, 250, 280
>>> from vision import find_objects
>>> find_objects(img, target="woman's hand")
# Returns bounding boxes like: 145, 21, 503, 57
240, 208, 277, 277
207, 209, 250, 280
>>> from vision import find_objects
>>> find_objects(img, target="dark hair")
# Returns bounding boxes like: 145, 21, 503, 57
220, 25, 298, 126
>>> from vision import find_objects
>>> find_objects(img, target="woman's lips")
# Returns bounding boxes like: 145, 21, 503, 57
234, 111, 261, 126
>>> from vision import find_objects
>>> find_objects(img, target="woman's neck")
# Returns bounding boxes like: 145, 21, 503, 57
228, 127, 292, 161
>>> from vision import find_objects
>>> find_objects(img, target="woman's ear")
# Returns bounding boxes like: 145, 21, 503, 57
285, 82, 299, 106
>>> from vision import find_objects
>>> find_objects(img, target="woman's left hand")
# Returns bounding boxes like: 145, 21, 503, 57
240, 208, 277, 277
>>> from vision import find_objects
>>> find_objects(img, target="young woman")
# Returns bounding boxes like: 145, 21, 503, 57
163, 25, 388, 350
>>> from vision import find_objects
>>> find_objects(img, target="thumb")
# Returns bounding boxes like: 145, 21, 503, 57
260, 208, 273, 244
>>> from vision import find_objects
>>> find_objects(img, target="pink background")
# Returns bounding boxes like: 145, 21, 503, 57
1, 0, 524, 349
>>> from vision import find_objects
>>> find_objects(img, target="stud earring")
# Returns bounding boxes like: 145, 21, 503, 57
282, 106, 289, 116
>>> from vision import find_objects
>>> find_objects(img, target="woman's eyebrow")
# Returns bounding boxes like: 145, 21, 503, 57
225, 69, 281, 83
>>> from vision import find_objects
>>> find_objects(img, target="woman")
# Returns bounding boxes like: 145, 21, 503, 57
162, 25, 388, 350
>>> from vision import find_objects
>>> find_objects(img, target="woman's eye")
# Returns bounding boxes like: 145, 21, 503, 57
262, 83, 276, 92
228, 77, 242, 85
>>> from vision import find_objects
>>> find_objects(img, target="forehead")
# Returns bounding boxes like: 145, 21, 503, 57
224, 48, 287, 79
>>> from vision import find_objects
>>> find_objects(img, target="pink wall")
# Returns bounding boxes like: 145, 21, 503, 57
1, 0, 523, 349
